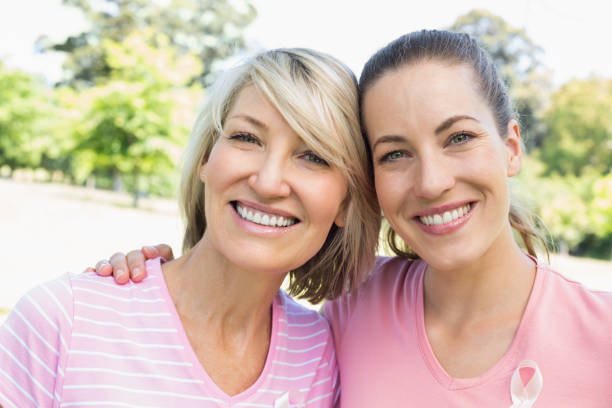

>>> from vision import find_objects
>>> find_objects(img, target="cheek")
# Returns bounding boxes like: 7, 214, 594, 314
467, 148, 509, 187
205, 144, 248, 189
374, 169, 404, 213
302, 173, 347, 223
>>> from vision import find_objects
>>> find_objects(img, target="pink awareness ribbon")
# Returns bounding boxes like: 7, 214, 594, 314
510, 360, 543, 408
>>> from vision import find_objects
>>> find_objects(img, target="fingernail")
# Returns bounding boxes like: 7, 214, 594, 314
144, 246, 155, 252
116, 269, 125, 278
133, 267, 141, 278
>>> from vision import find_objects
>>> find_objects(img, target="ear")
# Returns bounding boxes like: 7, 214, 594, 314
333, 200, 349, 228
504, 119, 522, 177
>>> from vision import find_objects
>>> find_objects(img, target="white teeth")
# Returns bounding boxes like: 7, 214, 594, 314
442, 211, 452, 223
235, 204, 297, 228
419, 204, 471, 226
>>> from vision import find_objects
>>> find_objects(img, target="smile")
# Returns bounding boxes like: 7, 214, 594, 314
233, 202, 299, 228
418, 203, 471, 226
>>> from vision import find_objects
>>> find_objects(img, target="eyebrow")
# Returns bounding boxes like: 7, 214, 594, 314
435, 115, 479, 134
227, 114, 268, 130
371, 115, 480, 151
371, 135, 406, 152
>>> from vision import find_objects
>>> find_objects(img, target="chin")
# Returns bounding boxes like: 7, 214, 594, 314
229, 254, 302, 277
420, 248, 479, 273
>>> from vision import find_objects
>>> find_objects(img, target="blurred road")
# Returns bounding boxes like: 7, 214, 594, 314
0, 179, 183, 317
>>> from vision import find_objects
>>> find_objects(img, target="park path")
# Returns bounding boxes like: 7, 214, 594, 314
1, 179, 610, 322
0, 179, 184, 318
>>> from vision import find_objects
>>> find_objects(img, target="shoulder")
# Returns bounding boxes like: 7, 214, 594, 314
69, 257, 164, 301
323, 256, 423, 343
278, 291, 331, 334
277, 291, 334, 359
524, 262, 612, 367
275, 292, 339, 405
539, 263, 612, 313
0, 274, 75, 406
274, 292, 335, 368
6, 272, 75, 330
324, 256, 421, 317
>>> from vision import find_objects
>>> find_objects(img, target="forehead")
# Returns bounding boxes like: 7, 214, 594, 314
226, 84, 284, 125
362, 61, 494, 139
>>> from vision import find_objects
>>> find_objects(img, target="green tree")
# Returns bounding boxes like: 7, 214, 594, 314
540, 77, 612, 177
71, 31, 202, 206
40, 0, 256, 87
517, 156, 611, 259
590, 175, 612, 240
450, 10, 550, 150
0, 62, 53, 171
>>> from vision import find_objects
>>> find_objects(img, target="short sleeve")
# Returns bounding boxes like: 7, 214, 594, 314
0, 274, 74, 408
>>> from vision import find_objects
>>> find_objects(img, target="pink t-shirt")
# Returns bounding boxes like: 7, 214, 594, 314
324, 256, 612, 407
0, 258, 338, 407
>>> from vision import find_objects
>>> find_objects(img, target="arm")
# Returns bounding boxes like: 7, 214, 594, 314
85, 244, 174, 284
0, 275, 74, 407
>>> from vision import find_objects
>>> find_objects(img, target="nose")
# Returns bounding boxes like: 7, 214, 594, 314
248, 154, 291, 198
413, 153, 455, 199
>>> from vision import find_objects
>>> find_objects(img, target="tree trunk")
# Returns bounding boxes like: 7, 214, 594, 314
132, 168, 140, 208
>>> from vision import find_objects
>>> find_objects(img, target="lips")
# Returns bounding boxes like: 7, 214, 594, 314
418, 203, 471, 226
232, 201, 299, 228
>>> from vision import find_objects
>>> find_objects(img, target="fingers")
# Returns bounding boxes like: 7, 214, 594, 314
141, 245, 162, 260
109, 252, 130, 285
150, 244, 174, 261
94, 260, 113, 276
126, 250, 147, 282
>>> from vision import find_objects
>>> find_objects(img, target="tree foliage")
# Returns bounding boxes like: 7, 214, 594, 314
450, 9, 550, 150
69, 31, 202, 205
41, 0, 256, 87
540, 77, 612, 177
0, 62, 54, 170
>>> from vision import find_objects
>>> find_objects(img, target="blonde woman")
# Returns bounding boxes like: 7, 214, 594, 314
0, 48, 380, 408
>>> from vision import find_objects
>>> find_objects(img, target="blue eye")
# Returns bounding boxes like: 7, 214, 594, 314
302, 152, 329, 166
230, 132, 260, 144
449, 132, 473, 145
380, 150, 406, 163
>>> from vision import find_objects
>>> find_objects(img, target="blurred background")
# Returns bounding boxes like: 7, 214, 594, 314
1, 0, 611, 318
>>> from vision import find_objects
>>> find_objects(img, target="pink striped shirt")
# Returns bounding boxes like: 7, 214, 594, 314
0, 258, 338, 408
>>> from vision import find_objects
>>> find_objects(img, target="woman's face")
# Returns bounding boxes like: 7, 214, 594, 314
200, 84, 347, 275
363, 61, 522, 271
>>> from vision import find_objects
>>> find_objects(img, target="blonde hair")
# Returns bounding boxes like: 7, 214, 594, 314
179, 48, 381, 303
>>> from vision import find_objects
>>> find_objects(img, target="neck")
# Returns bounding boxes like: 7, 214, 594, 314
163, 235, 286, 339
423, 224, 536, 325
